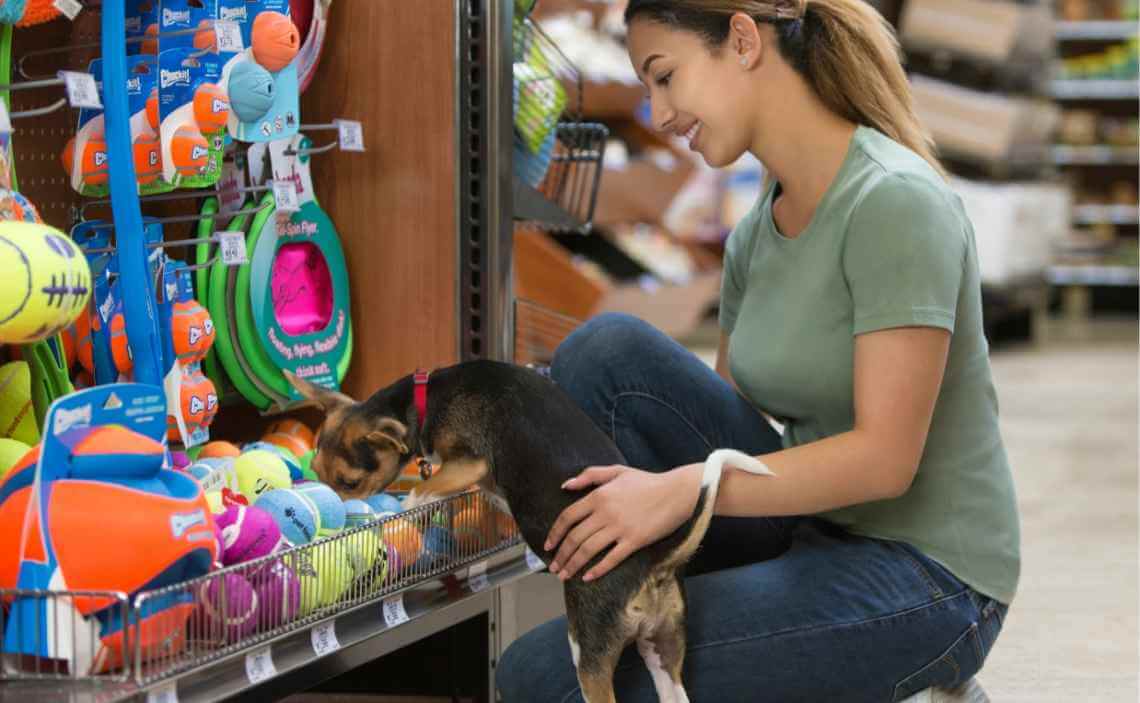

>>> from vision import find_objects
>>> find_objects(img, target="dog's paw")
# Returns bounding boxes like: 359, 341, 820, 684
402, 489, 433, 510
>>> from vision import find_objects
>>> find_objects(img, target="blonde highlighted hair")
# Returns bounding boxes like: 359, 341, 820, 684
625, 0, 945, 177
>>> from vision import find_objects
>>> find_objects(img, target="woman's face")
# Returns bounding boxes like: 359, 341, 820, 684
627, 17, 758, 168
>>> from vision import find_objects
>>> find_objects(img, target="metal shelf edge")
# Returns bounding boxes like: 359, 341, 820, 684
1050, 79, 1140, 99
513, 178, 587, 233
1054, 20, 1139, 40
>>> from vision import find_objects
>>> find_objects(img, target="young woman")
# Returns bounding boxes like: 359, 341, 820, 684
497, 1, 1019, 701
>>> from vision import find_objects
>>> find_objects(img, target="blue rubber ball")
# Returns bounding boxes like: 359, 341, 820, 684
365, 493, 403, 515
228, 60, 275, 123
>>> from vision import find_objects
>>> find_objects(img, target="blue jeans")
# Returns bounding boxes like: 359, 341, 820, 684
497, 313, 1008, 702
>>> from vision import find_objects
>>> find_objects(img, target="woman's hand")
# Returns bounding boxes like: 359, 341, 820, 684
544, 463, 703, 582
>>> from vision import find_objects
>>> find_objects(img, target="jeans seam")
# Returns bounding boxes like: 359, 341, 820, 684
609, 391, 715, 455
893, 544, 945, 599
686, 588, 973, 654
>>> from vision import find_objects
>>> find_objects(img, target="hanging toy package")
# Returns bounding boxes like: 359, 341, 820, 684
221, 0, 300, 143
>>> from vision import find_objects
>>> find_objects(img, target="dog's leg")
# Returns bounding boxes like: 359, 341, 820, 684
567, 599, 624, 703
648, 579, 690, 703
403, 457, 488, 509
637, 638, 679, 703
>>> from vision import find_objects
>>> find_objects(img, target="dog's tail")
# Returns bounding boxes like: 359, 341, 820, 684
657, 449, 775, 572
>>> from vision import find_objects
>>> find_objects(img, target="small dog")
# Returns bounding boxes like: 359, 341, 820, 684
286, 360, 771, 703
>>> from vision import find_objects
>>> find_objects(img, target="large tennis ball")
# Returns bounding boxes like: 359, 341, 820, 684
292, 542, 350, 614
79, 137, 110, 186
342, 499, 376, 529
145, 88, 159, 131
364, 492, 402, 515
215, 504, 285, 567
0, 362, 37, 445
294, 482, 345, 537
228, 60, 275, 122
266, 418, 314, 448
109, 311, 132, 374
133, 132, 162, 185
252, 559, 301, 629
255, 487, 320, 545
0, 437, 31, 478
453, 504, 497, 552
381, 517, 422, 567
171, 299, 212, 363
251, 11, 300, 72
193, 572, 258, 643
170, 125, 210, 177
200, 441, 241, 459
235, 449, 291, 499
0, 222, 92, 344
193, 82, 230, 133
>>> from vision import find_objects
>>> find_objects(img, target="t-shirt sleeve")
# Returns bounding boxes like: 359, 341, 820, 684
719, 206, 760, 334
843, 174, 967, 336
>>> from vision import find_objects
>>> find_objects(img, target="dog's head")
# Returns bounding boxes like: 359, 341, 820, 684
285, 372, 410, 499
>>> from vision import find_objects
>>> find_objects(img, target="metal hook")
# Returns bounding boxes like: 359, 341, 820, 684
11, 98, 69, 120
0, 76, 66, 91
185, 255, 220, 271
79, 184, 271, 218
85, 201, 271, 233
17, 23, 217, 80
283, 141, 337, 157
298, 123, 340, 132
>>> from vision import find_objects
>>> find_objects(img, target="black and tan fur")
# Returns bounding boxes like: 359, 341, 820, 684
287, 361, 771, 703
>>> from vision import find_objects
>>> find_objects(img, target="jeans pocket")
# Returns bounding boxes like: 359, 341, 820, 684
891, 622, 984, 702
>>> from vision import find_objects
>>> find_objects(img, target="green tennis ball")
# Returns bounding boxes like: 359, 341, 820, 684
234, 449, 291, 499
0, 437, 31, 478
299, 449, 318, 482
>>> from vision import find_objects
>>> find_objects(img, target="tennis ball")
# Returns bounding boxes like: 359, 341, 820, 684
109, 311, 132, 373
141, 22, 159, 54
132, 132, 162, 185
251, 11, 300, 72
0, 222, 93, 344
343, 499, 376, 529
200, 441, 241, 459
61, 136, 75, 176
419, 525, 456, 569
193, 82, 230, 133
343, 528, 384, 596
262, 431, 309, 459
235, 449, 291, 499
204, 490, 224, 515
266, 418, 315, 449
194, 572, 258, 643
292, 542, 351, 613
215, 504, 286, 567
299, 449, 318, 481
0, 362, 37, 444
252, 560, 301, 629
0, 438, 31, 478
145, 88, 159, 131
227, 60, 275, 122
171, 299, 212, 363
364, 493, 402, 515
294, 482, 345, 537
255, 487, 320, 545
244, 441, 303, 481
80, 137, 110, 186
453, 505, 497, 552
192, 19, 216, 52
381, 517, 422, 566
170, 125, 210, 177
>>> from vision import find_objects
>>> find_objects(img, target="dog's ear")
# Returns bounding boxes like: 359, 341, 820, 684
365, 418, 409, 455
283, 370, 355, 413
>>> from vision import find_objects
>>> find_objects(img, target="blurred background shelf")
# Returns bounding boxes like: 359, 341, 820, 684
1051, 144, 1140, 164
1054, 20, 1139, 40
1050, 79, 1140, 99
1047, 263, 1140, 285
1074, 204, 1140, 224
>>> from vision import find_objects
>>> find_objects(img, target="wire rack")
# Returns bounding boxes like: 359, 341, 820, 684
514, 298, 584, 365
1, 490, 520, 686
512, 15, 607, 233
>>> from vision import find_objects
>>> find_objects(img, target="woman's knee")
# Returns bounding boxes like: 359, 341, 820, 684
497, 617, 576, 703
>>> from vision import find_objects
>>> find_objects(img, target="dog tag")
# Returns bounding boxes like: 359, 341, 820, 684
311, 622, 340, 657
53, 0, 83, 20
215, 231, 247, 266
469, 560, 489, 592
335, 119, 365, 152
61, 71, 101, 109
272, 179, 299, 213
214, 20, 244, 52
525, 547, 546, 572
382, 594, 409, 627
244, 647, 276, 684
146, 683, 178, 703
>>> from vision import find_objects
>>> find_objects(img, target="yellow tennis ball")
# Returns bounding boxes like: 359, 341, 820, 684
0, 361, 38, 445
204, 490, 225, 515
234, 449, 291, 499
0, 222, 92, 344
0, 437, 31, 478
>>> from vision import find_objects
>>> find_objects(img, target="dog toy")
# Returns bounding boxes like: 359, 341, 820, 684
146, 88, 160, 131
234, 449, 291, 498
381, 517, 423, 567
294, 481, 345, 536
417, 525, 456, 569
109, 310, 131, 374
342, 498, 375, 528
194, 572, 258, 643
170, 125, 210, 177
132, 132, 162, 185
251, 11, 300, 72
255, 487, 320, 545
200, 441, 241, 459
214, 504, 285, 567
0, 222, 92, 344
171, 299, 214, 363
192, 82, 230, 133
253, 559, 301, 628
228, 60, 276, 122
453, 504, 497, 551
262, 417, 314, 457
0, 437, 30, 477
0, 361, 37, 444
364, 492, 402, 515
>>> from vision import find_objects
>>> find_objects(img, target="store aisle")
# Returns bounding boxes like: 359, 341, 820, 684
981, 320, 1138, 701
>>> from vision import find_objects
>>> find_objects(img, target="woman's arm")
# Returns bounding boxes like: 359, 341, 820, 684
545, 325, 951, 581
715, 331, 733, 385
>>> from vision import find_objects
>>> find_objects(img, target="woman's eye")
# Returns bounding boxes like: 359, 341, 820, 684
655, 71, 673, 87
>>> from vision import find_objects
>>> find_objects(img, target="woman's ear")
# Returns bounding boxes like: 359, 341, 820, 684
728, 11, 763, 68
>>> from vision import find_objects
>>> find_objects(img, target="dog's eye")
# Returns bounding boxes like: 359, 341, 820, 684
338, 477, 362, 490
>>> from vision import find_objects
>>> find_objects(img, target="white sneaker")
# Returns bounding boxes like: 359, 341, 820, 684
900, 679, 989, 703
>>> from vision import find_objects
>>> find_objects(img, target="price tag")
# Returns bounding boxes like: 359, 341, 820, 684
146, 683, 178, 703
525, 547, 546, 572
60, 71, 101, 110
52, 0, 83, 20
215, 231, 247, 266
214, 20, 244, 52
272, 179, 299, 213
0, 102, 11, 136
335, 119, 365, 152
244, 647, 276, 684
469, 560, 489, 592
311, 621, 340, 657
382, 594, 409, 627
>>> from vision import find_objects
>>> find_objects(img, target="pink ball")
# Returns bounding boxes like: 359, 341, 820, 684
253, 560, 301, 629
194, 573, 258, 643
171, 450, 191, 470
215, 505, 286, 567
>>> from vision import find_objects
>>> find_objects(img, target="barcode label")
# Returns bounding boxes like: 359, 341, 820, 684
336, 119, 365, 152
272, 179, 299, 213
244, 647, 276, 684
382, 594, 409, 627
215, 231, 247, 266
469, 560, 489, 592
53, 0, 83, 20
311, 621, 340, 656
214, 20, 244, 52
61, 71, 101, 109
146, 683, 178, 703
525, 547, 545, 572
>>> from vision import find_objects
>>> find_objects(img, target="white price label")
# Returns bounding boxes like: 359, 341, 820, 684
244, 647, 276, 684
0, 101, 12, 136
215, 231, 247, 266
469, 560, 489, 592
146, 683, 178, 703
382, 594, 409, 627
272, 179, 299, 213
60, 71, 101, 110
311, 621, 340, 657
214, 20, 244, 52
335, 119, 365, 152
52, 0, 83, 20
525, 547, 546, 572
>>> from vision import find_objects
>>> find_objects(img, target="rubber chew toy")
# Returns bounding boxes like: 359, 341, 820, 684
251, 11, 300, 72
0, 222, 92, 344
133, 133, 162, 185
228, 61, 276, 122
170, 125, 210, 176
192, 83, 230, 133
145, 88, 160, 131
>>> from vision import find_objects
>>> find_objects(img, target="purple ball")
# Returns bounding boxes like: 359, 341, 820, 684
253, 561, 301, 629
195, 573, 258, 643
171, 450, 190, 470
215, 505, 286, 567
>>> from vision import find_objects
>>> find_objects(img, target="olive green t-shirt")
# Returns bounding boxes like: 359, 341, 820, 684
720, 126, 1020, 604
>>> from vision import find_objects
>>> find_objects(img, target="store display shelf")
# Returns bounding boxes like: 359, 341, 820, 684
1054, 21, 1139, 41
514, 178, 587, 232
1050, 79, 1140, 99
1051, 144, 1140, 165
1073, 204, 1140, 225
514, 122, 608, 234
1047, 264, 1140, 286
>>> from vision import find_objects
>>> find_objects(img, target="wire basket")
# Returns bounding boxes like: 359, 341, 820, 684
0, 490, 520, 685
515, 298, 584, 365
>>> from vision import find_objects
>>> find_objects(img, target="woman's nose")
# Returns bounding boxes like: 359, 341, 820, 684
650, 96, 676, 133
